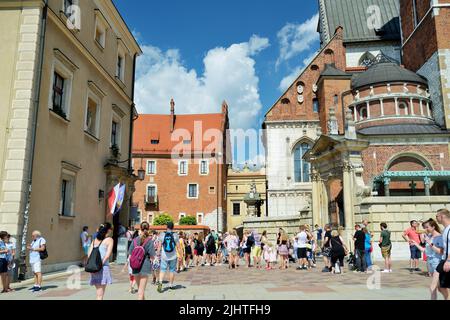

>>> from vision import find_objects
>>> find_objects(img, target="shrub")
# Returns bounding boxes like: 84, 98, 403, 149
179, 216, 197, 226
153, 214, 174, 226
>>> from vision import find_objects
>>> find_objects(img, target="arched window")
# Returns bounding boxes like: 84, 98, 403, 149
294, 143, 311, 183
398, 101, 409, 115
313, 98, 319, 113
360, 106, 368, 120
281, 98, 290, 104
324, 49, 335, 64
359, 52, 375, 67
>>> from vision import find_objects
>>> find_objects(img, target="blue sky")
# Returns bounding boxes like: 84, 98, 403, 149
114, 0, 320, 165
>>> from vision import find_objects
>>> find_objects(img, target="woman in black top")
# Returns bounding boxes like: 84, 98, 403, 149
329, 230, 348, 274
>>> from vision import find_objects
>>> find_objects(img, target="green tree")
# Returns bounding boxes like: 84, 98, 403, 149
179, 216, 197, 226
153, 214, 174, 226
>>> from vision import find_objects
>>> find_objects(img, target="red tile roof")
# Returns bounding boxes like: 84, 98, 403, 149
133, 112, 228, 155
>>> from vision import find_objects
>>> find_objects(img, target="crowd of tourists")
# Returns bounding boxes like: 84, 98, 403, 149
0, 209, 449, 300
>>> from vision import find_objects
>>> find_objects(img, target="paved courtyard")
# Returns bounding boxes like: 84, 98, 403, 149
2, 260, 439, 300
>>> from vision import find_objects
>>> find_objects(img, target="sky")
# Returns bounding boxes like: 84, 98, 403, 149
114, 0, 321, 165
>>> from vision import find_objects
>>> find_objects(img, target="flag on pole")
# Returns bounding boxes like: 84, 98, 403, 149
107, 183, 121, 217
114, 184, 126, 215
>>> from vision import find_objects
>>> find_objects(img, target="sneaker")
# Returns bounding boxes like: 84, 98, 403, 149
381, 269, 390, 273
389, 269, 393, 273
157, 283, 163, 293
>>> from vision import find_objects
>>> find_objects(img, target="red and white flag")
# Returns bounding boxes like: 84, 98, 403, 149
107, 183, 121, 217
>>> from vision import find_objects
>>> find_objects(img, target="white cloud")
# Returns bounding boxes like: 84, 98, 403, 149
276, 13, 319, 68
278, 51, 317, 92
134, 35, 269, 130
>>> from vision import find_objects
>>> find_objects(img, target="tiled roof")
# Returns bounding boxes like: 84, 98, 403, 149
358, 124, 448, 136
320, 63, 352, 78
320, 0, 401, 43
133, 113, 227, 155
351, 61, 428, 89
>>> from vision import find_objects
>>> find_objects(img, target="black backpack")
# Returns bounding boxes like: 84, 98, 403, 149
246, 235, 255, 247
38, 239, 48, 260
207, 235, 215, 249
163, 232, 176, 253
85, 241, 103, 273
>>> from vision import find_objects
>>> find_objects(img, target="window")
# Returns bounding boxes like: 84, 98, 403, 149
399, 101, 409, 116
359, 52, 375, 67
313, 98, 319, 113
333, 94, 339, 105
147, 160, 156, 175
183, 140, 191, 145
200, 160, 209, 175
179, 213, 186, 220
146, 185, 157, 203
294, 143, 311, 183
52, 72, 66, 117
59, 169, 76, 217
117, 53, 125, 82
196, 213, 204, 225
94, 10, 108, 49
85, 95, 100, 138
178, 160, 188, 176
233, 203, 241, 216
111, 121, 118, 146
360, 106, 368, 120
188, 184, 199, 199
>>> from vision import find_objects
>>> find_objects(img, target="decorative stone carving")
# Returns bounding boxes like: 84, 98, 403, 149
403, 83, 409, 93
312, 84, 318, 93
328, 107, 338, 135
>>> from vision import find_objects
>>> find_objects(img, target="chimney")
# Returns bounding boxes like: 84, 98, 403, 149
170, 98, 175, 133
221, 100, 229, 115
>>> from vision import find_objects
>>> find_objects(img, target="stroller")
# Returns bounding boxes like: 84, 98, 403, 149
347, 252, 357, 271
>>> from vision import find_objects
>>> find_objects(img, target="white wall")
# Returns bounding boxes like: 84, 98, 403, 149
345, 42, 401, 68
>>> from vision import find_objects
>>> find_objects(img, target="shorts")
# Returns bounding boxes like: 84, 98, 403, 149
228, 248, 238, 256
322, 247, 332, 258
0, 258, 8, 273
160, 259, 177, 273
252, 246, 262, 257
31, 261, 42, 274
206, 246, 216, 255
427, 258, 441, 274
297, 248, 308, 259
410, 246, 422, 260
381, 246, 391, 258
83, 245, 90, 256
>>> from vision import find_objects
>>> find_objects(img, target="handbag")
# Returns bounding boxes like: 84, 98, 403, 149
436, 230, 450, 288
38, 239, 48, 260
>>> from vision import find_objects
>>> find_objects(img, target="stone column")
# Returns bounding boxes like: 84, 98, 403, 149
311, 169, 322, 227
424, 177, 431, 197
366, 101, 371, 119
419, 99, 424, 116
395, 98, 399, 115
410, 98, 415, 115
384, 178, 391, 197
380, 99, 384, 116
342, 161, 354, 231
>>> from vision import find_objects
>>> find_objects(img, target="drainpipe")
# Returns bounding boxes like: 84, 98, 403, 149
128, 53, 138, 226
18, 0, 49, 281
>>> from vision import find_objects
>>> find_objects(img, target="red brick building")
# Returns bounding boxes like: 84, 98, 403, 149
132, 100, 229, 231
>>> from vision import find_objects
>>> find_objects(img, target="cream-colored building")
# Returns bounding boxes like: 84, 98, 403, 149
0, 0, 141, 275
226, 165, 266, 232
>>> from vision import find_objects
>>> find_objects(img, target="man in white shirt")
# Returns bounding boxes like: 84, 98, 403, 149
27, 231, 46, 292
296, 225, 309, 270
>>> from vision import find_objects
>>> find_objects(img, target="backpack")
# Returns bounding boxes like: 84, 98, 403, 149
85, 241, 103, 273
163, 232, 176, 253
246, 235, 255, 248
129, 237, 151, 271
39, 239, 48, 260
206, 235, 215, 249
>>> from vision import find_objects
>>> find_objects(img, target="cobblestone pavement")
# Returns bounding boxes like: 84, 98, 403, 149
2, 260, 440, 300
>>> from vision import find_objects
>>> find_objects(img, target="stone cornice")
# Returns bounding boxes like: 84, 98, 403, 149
0, 0, 44, 8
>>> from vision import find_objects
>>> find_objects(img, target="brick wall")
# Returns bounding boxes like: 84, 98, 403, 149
265, 28, 346, 122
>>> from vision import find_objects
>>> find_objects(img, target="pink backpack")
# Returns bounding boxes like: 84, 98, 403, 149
130, 237, 151, 270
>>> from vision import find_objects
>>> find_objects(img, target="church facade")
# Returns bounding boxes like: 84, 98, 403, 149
263, 0, 450, 259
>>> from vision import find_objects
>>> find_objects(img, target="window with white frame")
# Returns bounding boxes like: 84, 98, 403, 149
187, 184, 199, 199
60, 171, 76, 217
94, 11, 107, 48
179, 213, 186, 220
146, 185, 157, 202
49, 57, 74, 119
196, 213, 204, 224
147, 160, 157, 175
116, 44, 126, 82
85, 92, 101, 138
178, 160, 188, 176
200, 159, 209, 175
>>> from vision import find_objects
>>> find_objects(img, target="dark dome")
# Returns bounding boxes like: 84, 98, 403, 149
352, 62, 428, 89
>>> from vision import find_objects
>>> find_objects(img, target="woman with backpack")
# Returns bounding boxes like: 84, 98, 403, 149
194, 233, 205, 267
127, 222, 156, 300
329, 230, 348, 274
87, 223, 113, 300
